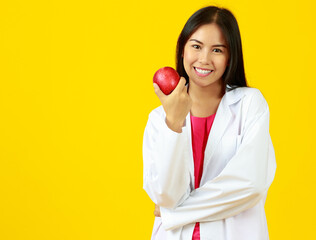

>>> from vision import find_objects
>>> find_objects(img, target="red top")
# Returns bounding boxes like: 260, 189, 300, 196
190, 113, 216, 240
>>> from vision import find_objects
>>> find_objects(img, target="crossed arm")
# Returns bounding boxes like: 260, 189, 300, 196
143, 92, 276, 231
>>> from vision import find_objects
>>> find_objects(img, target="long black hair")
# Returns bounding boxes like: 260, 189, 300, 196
176, 6, 248, 90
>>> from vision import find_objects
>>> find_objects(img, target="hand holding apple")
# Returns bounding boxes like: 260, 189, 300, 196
153, 77, 192, 133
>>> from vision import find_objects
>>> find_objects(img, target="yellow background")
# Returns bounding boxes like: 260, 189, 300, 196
1, 0, 315, 239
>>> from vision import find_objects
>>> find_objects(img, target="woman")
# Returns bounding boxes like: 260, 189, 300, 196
143, 6, 276, 240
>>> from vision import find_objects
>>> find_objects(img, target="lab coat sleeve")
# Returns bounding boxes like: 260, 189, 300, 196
160, 92, 276, 230
142, 107, 191, 208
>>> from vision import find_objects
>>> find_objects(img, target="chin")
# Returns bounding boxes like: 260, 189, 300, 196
189, 78, 221, 88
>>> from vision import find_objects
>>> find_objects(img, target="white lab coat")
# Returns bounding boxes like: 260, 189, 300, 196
142, 86, 276, 240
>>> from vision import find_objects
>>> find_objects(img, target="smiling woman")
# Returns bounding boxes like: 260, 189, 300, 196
176, 6, 247, 92
143, 5, 276, 240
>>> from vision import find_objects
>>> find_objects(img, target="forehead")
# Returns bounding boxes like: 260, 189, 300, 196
189, 23, 227, 45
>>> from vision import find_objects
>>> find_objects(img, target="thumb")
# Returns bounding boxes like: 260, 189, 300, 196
153, 83, 166, 101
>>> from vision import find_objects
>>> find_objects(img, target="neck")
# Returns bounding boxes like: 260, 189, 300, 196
189, 80, 225, 103
188, 80, 225, 117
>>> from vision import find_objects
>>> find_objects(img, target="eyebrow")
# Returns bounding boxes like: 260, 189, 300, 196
189, 39, 227, 48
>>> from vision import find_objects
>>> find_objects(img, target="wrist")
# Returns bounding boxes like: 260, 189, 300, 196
165, 116, 184, 133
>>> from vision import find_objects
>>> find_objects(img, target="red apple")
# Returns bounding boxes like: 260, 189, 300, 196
153, 67, 180, 95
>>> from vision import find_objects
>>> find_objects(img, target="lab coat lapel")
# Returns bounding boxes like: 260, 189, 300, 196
204, 87, 243, 166
185, 112, 195, 190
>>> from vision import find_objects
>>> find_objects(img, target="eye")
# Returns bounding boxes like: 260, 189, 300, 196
213, 48, 223, 53
192, 45, 201, 49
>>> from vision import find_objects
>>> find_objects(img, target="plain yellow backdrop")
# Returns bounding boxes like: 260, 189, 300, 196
1, 0, 315, 239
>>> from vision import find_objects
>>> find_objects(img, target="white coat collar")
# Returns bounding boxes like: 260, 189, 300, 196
225, 85, 246, 106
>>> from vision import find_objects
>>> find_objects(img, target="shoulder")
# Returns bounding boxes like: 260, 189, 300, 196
146, 106, 167, 130
148, 105, 165, 120
229, 86, 268, 107
145, 105, 182, 135
230, 86, 264, 99
241, 88, 270, 120
226, 87, 269, 119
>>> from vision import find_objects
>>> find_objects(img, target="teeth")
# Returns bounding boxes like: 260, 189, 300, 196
195, 67, 212, 74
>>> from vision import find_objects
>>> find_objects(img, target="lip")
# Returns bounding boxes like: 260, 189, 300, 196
195, 67, 213, 71
194, 67, 213, 77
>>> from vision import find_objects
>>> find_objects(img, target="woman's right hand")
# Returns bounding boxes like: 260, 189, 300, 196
153, 77, 192, 133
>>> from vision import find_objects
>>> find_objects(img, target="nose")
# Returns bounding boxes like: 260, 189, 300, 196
198, 49, 211, 65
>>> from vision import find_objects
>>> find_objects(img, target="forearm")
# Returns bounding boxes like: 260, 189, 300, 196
160, 174, 266, 230
160, 104, 276, 230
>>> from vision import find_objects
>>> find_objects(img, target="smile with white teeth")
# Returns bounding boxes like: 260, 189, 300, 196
194, 67, 213, 74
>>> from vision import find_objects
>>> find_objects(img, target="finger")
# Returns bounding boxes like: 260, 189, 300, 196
154, 204, 161, 217
178, 77, 189, 94
174, 77, 186, 93
183, 80, 189, 94
153, 83, 166, 101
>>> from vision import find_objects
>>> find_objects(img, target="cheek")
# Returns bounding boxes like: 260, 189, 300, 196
214, 56, 229, 68
183, 50, 195, 67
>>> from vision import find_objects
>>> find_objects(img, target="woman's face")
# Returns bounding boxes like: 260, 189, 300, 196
183, 23, 229, 88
